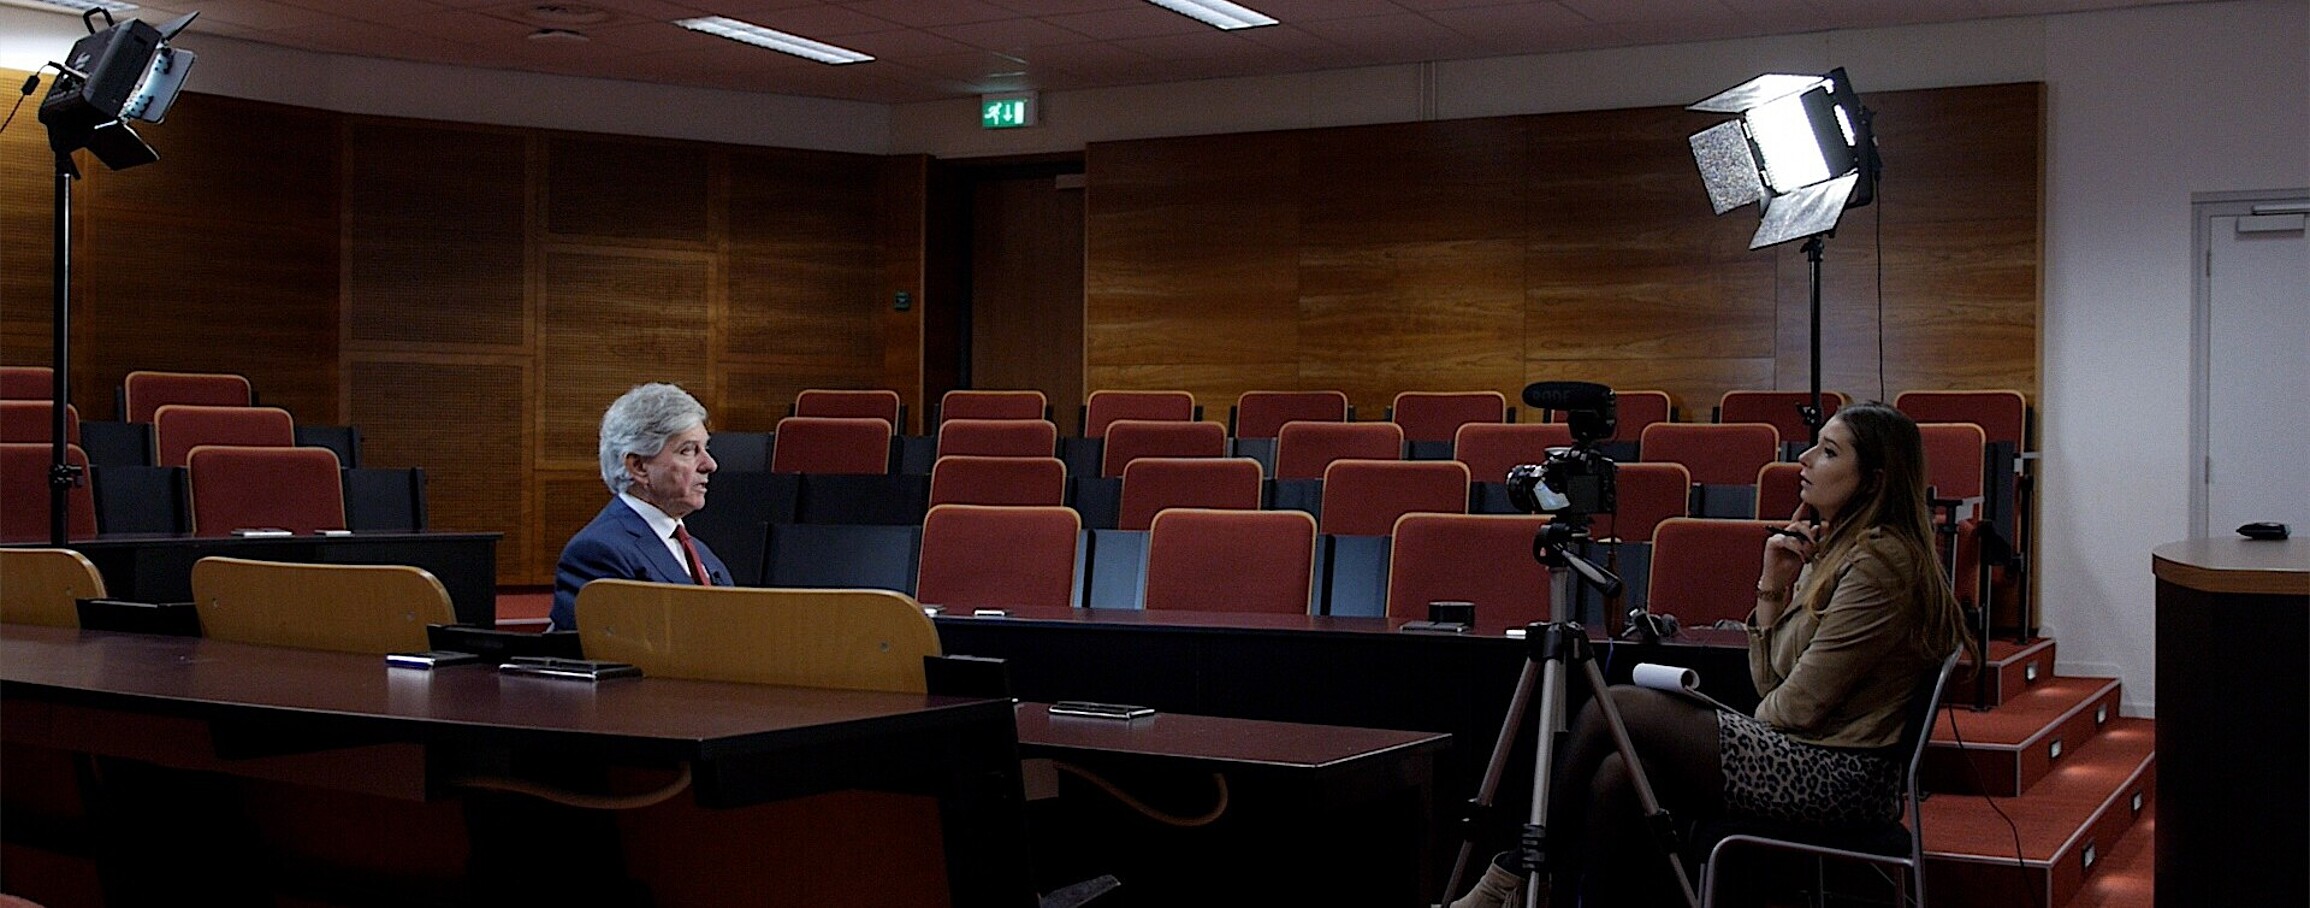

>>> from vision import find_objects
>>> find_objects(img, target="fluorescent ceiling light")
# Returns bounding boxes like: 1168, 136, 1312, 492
674, 16, 873, 65
1144, 0, 1278, 30
2, 0, 139, 12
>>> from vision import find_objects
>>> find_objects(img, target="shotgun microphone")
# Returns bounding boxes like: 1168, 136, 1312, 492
1521, 381, 1614, 413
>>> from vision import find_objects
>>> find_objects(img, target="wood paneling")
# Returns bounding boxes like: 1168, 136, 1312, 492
1, 68, 60, 369
344, 121, 528, 350
76, 94, 340, 422
545, 136, 711, 244
1084, 83, 2042, 425
537, 248, 715, 472
970, 174, 1085, 435
349, 358, 531, 571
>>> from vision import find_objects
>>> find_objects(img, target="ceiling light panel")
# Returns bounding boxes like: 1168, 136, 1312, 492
1144, 0, 1278, 31
673, 16, 874, 65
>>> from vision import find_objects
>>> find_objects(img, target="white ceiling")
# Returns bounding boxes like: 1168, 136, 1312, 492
17, 0, 2206, 105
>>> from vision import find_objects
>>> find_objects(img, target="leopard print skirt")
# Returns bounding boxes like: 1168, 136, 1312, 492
1717, 710, 1902, 827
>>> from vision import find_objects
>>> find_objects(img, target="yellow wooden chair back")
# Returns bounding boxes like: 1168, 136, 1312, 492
575, 580, 940, 693
0, 547, 106, 627
190, 556, 452, 654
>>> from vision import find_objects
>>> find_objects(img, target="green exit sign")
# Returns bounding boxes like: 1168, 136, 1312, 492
981, 93, 1036, 129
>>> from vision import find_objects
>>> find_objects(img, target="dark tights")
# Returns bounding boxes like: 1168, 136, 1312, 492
1548, 686, 1724, 907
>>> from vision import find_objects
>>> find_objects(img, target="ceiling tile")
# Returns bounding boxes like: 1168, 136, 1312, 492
840, 0, 1016, 28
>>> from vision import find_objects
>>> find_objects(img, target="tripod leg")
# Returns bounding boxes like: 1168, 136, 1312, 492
1578, 658, 1700, 908
1442, 654, 1543, 906
1520, 654, 1571, 907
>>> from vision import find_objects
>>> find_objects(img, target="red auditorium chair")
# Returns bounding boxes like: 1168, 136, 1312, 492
1918, 422, 1989, 521
1234, 390, 1349, 439
1390, 390, 1506, 445
1455, 422, 1574, 487
771, 416, 892, 475
936, 418, 1057, 458
0, 365, 54, 400
152, 404, 295, 468
1117, 456, 1263, 531
915, 504, 1080, 612
122, 370, 252, 423
1385, 513, 1555, 627
1754, 462, 1805, 524
794, 388, 903, 429
1, 443, 97, 542
1895, 390, 2029, 454
1098, 419, 1226, 478
1720, 389, 1846, 445
1593, 461, 1691, 544
1640, 422, 1781, 487
186, 445, 346, 537
1647, 517, 1780, 627
928, 455, 1066, 507
939, 389, 1047, 423
1083, 389, 1196, 438
0, 400, 80, 445
1143, 508, 1317, 614
1274, 421, 1402, 481
1318, 459, 1470, 537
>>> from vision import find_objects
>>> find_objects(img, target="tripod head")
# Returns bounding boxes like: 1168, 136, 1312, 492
1531, 514, 1624, 602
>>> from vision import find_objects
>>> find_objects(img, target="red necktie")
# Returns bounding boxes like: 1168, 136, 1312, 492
672, 524, 709, 585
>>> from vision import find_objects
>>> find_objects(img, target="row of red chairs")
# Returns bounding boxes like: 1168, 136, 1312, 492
0, 367, 254, 423
799, 386, 2029, 452
913, 503, 1803, 628
1, 443, 348, 542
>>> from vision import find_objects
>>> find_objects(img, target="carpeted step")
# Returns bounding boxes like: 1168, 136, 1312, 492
2058, 799, 2153, 908
1923, 717, 2155, 908
1924, 675, 2121, 797
1945, 636, 2057, 709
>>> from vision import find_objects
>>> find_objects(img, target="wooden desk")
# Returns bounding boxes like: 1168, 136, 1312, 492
1015, 700, 1451, 905
32, 530, 501, 626
0, 625, 1034, 907
2152, 537, 2309, 908
936, 607, 1754, 891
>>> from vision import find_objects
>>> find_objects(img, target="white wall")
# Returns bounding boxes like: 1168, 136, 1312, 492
9, 0, 2305, 717
2036, 0, 2308, 716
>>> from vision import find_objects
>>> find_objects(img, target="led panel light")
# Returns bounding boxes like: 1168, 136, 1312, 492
1144, 0, 1277, 30
674, 16, 873, 65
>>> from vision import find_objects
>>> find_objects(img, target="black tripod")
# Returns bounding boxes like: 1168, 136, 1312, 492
1442, 521, 1699, 908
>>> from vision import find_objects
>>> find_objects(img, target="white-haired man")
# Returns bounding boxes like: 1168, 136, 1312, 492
550, 383, 729, 630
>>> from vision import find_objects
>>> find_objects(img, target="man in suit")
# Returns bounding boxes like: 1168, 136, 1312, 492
551, 383, 731, 630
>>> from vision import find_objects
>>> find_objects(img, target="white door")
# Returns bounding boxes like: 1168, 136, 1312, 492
2194, 193, 2310, 538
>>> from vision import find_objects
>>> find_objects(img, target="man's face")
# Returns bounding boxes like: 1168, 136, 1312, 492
626, 424, 714, 518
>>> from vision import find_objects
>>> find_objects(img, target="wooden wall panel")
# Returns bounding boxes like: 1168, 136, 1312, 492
1086, 132, 1302, 415
537, 249, 715, 472
345, 121, 528, 350
546, 136, 711, 244
349, 358, 531, 570
538, 471, 612, 587
1299, 239, 1529, 416
75, 94, 340, 422
1, 68, 59, 369
1084, 83, 2042, 426
970, 175, 1085, 434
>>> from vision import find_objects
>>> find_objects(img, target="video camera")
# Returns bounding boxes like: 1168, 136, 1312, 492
1504, 381, 1619, 519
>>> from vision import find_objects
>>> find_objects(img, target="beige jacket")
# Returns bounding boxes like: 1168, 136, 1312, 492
1747, 528, 1940, 750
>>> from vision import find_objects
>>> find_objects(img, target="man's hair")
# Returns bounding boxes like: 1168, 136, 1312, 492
598, 383, 707, 495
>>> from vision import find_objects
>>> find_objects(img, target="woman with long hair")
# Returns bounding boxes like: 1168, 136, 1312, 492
1453, 402, 1977, 908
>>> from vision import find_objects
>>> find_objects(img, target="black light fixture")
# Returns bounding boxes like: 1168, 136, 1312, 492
34, 7, 198, 545
1687, 67, 1880, 442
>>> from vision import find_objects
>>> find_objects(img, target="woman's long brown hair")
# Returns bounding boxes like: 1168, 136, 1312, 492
1795, 402, 1979, 668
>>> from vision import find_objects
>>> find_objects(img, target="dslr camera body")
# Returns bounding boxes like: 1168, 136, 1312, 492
1505, 382, 1620, 520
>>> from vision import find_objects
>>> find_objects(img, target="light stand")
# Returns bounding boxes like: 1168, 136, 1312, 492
35, 7, 198, 546
1440, 519, 1698, 908
1688, 68, 1880, 444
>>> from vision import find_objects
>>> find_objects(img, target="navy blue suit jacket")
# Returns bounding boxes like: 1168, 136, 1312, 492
551, 498, 731, 630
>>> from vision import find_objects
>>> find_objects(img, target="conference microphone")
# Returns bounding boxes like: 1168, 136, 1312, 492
1521, 381, 1615, 413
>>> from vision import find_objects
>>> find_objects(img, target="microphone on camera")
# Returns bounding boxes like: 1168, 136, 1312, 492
1522, 381, 1615, 413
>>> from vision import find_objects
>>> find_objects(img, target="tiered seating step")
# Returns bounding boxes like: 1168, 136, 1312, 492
1923, 717, 2155, 908
1926, 676, 2122, 797
2059, 799, 2153, 908
1947, 636, 2058, 707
